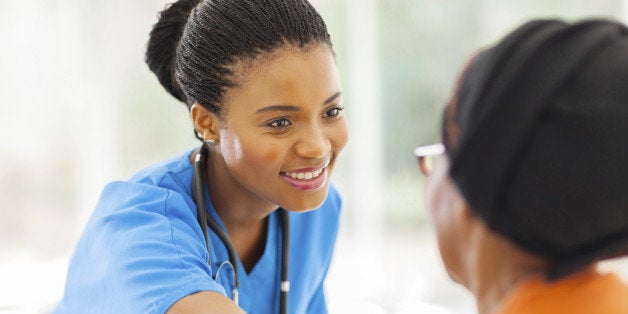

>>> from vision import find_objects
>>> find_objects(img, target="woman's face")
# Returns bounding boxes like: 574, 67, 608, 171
215, 45, 348, 212
424, 155, 471, 284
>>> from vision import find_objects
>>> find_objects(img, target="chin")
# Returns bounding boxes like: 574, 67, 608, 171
446, 267, 463, 284
283, 200, 325, 213
444, 263, 472, 290
280, 189, 328, 213
439, 247, 465, 285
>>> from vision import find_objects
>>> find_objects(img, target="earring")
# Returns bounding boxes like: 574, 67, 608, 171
206, 139, 216, 146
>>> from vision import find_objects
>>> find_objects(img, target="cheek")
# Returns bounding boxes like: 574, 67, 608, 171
425, 174, 459, 268
424, 176, 441, 222
429, 183, 462, 242
329, 120, 349, 153
424, 161, 456, 233
221, 131, 283, 170
220, 132, 243, 162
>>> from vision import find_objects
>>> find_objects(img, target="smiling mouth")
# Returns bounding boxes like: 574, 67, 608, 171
282, 168, 324, 180
280, 161, 330, 191
281, 160, 330, 179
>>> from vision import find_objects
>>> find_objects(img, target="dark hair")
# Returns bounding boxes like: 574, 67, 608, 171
146, 0, 332, 118
442, 19, 628, 280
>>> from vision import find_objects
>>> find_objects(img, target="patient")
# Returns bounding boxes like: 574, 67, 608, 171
414, 18, 628, 314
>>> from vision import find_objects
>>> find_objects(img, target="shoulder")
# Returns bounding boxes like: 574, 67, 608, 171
86, 149, 203, 247
58, 148, 224, 313
84, 149, 203, 256
91, 149, 197, 221
128, 148, 196, 189
498, 271, 628, 314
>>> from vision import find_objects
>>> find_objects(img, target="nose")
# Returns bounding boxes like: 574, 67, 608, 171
294, 124, 331, 159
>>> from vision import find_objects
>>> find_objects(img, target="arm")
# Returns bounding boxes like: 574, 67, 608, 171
57, 182, 241, 313
167, 291, 246, 314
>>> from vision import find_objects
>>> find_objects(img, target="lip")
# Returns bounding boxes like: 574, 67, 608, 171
280, 161, 330, 191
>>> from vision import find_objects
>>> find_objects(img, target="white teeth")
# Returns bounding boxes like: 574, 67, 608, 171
284, 168, 325, 180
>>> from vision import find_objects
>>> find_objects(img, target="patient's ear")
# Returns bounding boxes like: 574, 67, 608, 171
190, 103, 221, 142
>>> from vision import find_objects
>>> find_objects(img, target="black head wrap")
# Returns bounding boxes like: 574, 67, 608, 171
443, 19, 628, 279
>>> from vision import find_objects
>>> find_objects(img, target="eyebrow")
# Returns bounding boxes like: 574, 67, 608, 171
255, 92, 343, 114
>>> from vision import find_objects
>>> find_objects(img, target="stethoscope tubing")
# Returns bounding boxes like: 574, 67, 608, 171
279, 209, 290, 314
192, 143, 289, 313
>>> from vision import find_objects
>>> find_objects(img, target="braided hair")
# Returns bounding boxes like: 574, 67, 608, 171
145, 0, 332, 126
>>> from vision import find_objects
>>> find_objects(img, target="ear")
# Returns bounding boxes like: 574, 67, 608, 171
190, 103, 221, 142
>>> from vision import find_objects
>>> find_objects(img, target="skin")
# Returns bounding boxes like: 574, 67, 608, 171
167, 292, 246, 314
168, 44, 348, 313
424, 155, 551, 314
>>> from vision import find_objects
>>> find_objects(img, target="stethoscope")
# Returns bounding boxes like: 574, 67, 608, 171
191, 143, 290, 314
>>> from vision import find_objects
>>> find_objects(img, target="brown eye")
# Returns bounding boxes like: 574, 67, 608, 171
324, 106, 344, 119
266, 118, 292, 128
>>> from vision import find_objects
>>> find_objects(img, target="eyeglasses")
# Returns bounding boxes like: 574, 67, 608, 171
414, 143, 445, 176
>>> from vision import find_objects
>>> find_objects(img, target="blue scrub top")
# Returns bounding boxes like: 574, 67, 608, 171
55, 149, 342, 314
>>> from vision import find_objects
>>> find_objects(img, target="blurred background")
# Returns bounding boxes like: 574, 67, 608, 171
1, 0, 628, 313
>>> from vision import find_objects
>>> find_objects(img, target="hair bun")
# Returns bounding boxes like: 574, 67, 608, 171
145, 0, 201, 103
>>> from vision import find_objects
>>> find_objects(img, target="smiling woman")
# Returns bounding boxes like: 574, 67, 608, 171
54, 1, 347, 313
194, 46, 347, 215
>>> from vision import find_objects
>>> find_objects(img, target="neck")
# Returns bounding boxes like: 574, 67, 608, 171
473, 264, 543, 314
203, 151, 278, 227
464, 224, 549, 314
198, 150, 277, 272
228, 216, 269, 273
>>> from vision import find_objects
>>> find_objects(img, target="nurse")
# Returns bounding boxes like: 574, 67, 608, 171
55, 0, 348, 313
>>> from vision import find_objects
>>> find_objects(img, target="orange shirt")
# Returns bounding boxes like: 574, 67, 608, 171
497, 269, 628, 314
